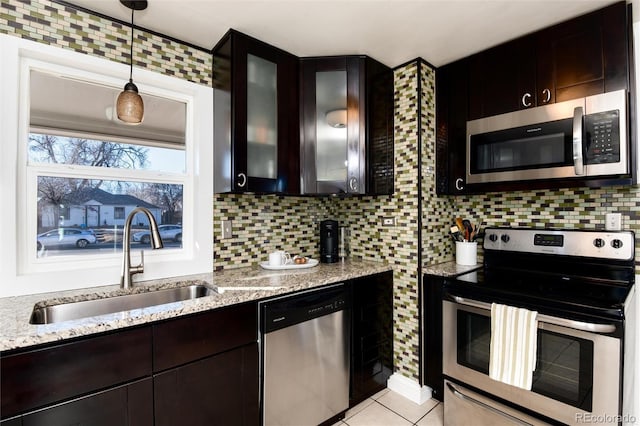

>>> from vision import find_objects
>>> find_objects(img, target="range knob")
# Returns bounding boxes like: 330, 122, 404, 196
500, 234, 510, 243
611, 239, 623, 249
489, 234, 498, 242
593, 238, 605, 248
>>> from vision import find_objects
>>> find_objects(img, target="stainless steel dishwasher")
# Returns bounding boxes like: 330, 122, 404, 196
259, 283, 350, 426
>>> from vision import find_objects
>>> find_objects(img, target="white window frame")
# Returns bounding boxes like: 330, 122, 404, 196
0, 35, 213, 297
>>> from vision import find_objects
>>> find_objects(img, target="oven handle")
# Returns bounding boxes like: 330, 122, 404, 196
446, 382, 534, 426
448, 295, 617, 334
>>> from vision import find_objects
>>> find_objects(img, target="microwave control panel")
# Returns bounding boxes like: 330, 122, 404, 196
585, 110, 620, 164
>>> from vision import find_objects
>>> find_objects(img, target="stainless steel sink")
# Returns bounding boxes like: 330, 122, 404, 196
30, 284, 217, 324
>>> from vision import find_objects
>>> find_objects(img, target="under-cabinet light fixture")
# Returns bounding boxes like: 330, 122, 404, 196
326, 108, 347, 128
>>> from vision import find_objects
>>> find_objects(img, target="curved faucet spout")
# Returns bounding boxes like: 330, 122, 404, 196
121, 207, 164, 289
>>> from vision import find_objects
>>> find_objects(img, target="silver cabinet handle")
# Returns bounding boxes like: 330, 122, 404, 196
447, 294, 617, 334
541, 88, 551, 104
521, 93, 532, 108
572, 106, 585, 175
446, 383, 534, 426
237, 172, 247, 188
455, 178, 464, 191
349, 177, 358, 192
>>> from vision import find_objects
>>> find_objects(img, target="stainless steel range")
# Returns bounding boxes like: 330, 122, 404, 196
442, 227, 636, 426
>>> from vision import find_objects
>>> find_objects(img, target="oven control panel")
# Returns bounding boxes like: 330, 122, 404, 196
483, 227, 634, 260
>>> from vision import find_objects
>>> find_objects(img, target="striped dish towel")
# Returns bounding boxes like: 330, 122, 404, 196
489, 303, 538, 390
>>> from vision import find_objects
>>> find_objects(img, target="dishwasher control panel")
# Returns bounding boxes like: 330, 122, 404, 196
261, 284, 349, 333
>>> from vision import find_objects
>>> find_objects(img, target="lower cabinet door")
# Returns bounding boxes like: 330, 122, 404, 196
154, 344, 259, 426
350, 271, 394, 406
21, 378, 152, 426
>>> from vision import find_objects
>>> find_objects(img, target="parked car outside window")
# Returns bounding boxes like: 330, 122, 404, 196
37, 228, 97, 250
132, 224, 182, 244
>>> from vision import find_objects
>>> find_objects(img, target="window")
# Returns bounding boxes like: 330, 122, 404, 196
114, 207, 125, 220
28, 67, 187, 259
0, 35, 213, 297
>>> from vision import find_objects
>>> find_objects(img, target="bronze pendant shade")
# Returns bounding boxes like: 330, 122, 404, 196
116, 0, 148, 124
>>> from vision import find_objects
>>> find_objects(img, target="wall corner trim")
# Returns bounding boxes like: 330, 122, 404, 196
387, 373, 433, 405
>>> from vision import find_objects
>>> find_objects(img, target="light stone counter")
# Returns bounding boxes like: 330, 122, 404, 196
423, 260, 482, 277
0, 259, 391, 352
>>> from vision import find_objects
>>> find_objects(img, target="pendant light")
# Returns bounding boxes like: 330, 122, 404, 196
116, 0, 147, 125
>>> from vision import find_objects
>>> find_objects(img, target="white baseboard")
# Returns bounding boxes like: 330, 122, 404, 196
387, 373, 433, 405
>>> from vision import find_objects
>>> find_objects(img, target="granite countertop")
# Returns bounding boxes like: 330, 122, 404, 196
423, 260, 482, 277
0, 259, 391, 352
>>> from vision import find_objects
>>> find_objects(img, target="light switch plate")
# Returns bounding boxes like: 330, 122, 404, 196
221, 220, 233, 239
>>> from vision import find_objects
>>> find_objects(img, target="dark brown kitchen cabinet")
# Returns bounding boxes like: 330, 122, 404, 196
422, 274, 445, 401
468, 1, 629, 120
350, 271, 393, 406
300, 56, 394, 195
1, 302, 259, 426
436, 59, 469, 194
213, 29, 299, 194
537, 1, 628, 105
21, 378, 153, 426
154, 344, 258, 426
468, 37, 536, 119
0, 327, 152, 420
152, 301, 259, 426
152, 300, 257, 371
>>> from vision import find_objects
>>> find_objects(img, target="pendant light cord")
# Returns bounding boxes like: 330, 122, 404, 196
129, 6, 134, 82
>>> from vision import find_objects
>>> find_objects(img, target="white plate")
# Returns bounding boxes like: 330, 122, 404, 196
259, 258, 319, 270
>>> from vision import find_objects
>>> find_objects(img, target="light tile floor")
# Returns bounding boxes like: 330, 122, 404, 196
334, 389, 443, 426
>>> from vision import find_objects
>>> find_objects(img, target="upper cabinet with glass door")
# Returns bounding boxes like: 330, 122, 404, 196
213, 30, 299, 194
300, 56, 394, 195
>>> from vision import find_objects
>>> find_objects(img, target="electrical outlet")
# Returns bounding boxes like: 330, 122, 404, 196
221, 220, 233, 239
381, 217, 396, 227
605, 213, 622, 231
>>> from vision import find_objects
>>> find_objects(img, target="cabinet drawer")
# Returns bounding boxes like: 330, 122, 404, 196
21, 378, 152, 426
152, 301, 257, 371
1, 327, 152, 419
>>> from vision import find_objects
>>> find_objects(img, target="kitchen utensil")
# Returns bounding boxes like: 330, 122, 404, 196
462, 219, 472, 241
450, 225, 463, 242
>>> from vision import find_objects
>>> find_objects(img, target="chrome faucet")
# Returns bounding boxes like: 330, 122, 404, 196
121, 207, 164, 289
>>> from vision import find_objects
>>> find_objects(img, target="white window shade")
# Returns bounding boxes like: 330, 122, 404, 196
29, 70, 186, 147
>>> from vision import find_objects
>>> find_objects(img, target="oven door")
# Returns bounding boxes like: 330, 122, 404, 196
443, 297, 622, 426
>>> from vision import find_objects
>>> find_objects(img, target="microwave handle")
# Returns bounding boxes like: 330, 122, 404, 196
572, 106, 585, 175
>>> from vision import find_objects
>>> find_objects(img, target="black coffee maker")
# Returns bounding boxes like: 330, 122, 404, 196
319, 220, 339, 263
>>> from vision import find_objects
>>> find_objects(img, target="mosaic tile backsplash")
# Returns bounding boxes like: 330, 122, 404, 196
5, 0, 640, 388
0, 0, 212, 86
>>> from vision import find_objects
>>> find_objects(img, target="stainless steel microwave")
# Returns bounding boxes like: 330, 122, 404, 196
466, 90, 628, 184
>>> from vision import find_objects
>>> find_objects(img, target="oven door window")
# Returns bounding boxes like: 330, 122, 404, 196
470, 118, 573, 174
457, 310, 594, 411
